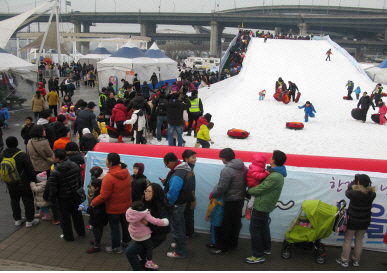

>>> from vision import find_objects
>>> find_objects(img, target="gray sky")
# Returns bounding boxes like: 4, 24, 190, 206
4, 0, 387, 36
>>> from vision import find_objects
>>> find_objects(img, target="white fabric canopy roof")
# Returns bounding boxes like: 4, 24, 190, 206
79, 43, 111, 67
0, 3, 49, 49
0, 47, 38, 82
145, 42, 177, 81
365, 66, 387, 85
97, 39, 158, 90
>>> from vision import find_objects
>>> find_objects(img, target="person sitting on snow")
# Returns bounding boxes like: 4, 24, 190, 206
298, 101, 316, 122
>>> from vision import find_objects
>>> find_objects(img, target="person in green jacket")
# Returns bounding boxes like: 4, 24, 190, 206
246, 150, 287, 264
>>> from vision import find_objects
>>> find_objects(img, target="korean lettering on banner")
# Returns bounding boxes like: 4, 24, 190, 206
328, 175, 387, 248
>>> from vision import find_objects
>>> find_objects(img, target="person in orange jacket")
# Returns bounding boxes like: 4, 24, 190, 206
326, 49, 333, 61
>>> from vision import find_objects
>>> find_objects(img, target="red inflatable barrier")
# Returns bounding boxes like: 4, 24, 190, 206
227, 129, 250, 139
92, 143, 387, 173
286, 122, 304, 130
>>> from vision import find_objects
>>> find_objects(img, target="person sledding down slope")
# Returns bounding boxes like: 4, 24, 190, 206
345, 80, 354, 100
298, 101, 316, 122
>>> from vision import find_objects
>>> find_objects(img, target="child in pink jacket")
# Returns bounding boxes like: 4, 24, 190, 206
126, 201, 169, 269
378, 99, 387, 125
245, 152, 270, 220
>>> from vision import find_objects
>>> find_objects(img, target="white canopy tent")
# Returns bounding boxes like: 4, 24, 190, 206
365, 60, 387, 85
79, 43, 111, 67
145, 42, 178, 85
0, 47, 38, 82
97, 39, 158, 91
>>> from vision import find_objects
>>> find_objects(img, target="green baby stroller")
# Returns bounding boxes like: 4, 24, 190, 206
281, 199, 346, 264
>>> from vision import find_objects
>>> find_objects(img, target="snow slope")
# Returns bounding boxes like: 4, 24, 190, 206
193, 38, 384, 160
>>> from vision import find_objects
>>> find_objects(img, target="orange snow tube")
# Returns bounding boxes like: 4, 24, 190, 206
274, 93, 281, 101
286, 122, 304, 130
227, 129, 250, 139
282, 93, 290, 104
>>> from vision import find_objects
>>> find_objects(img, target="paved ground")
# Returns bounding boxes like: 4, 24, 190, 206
0, 216, 386, 271
1, 78, 387, 270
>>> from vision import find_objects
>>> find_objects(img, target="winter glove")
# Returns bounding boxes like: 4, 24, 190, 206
298, 106, 302, 109
209, 139, 214, 144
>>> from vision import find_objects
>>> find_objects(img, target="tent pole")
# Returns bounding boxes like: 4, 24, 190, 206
55, 0, 61, 66
36, 0, 56, 82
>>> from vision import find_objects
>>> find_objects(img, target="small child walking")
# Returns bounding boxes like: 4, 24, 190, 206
196, 122, 214, 148
126, 201, 169, 269
245, 153, 270, 220
124, 104, 146, 144
79, 179, 108, 253
354, 86, 361, 100
0, 104, 10, 128
205, 195, 224, 249
259, 90, 266, 100
30, 171, 51, 220
298, 101, 316, 122
97, 127, 110, 143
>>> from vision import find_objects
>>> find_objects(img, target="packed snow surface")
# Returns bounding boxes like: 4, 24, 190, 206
194, 38, 384, 160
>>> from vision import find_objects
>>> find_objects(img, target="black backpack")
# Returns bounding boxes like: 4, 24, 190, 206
157, 98, 168, 115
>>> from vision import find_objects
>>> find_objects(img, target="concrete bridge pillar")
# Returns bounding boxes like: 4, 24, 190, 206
355, 47, 363, 62
194, 26, 201, 34
298, 23, 308, 36
81, 23, 91, 55
73, 21, 82, 53
140, 23, 156, 37
275, 27, 281, 36
384, 29, 387, 43
210, 21, 223, 57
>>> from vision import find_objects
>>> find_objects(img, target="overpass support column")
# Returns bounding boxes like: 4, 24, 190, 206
73, 21, 82, 53
384, 29, 387, 43
210, 21, 223, 57
140, 23, 156, 37
355, 48, 363, 62
81, 22, 92, 55
298, 23, 308, 36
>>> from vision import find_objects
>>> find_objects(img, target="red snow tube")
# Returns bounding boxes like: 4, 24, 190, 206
370, 94, 374, 99
295, 92, 301, 103
286, 122, 304, 130
282, 93, 290, 104
227, 129, 250, 139
183, 121, 196, 131
106, 125, 119, 138
383, 93, 387, 97
273, 93, 281, 101
149, 94, 156, 101
161, 129, 167, 136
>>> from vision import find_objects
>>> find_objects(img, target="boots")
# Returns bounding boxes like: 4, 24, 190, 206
34, 210, 45, 218
42, 213, 51, 221
118, 135, 124, 143
185, 128, 192, 136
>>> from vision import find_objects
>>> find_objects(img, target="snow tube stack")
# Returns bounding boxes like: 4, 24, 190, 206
227, 129, 250, 139
351, 108, 362, 120
286, 122, 304, 130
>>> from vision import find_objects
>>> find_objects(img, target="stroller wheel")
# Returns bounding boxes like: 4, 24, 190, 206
316, 255, 325, 264
282, 250, 291, 259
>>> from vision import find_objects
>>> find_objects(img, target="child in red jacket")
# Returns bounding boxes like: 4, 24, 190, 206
111, 99, 128, 143
245, 152, 270, 220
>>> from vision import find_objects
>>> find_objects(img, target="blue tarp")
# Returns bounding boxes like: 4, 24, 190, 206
110, 47, 148, 59
377, 58, 387, 68
90, 47, 111, 55
145, 49, 169, 59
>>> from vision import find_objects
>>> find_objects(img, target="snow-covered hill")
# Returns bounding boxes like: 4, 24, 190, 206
193, 38, 384, 160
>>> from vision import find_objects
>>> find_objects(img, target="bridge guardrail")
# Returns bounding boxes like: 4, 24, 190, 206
318, 35, 373, 83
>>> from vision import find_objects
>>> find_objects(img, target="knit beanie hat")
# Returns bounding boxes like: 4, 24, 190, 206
133, 163, 144, 175
70, 105, 75, 112
203, 113, 212, 122
36, 171, 47, 182
101, 127, 107, 134
90, 166, 103, 179
61, 105, 68, 113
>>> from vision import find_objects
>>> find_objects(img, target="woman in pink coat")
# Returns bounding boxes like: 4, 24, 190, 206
378, 99, 387, 125
245, 153, 270, 220
126, 201, 169, 269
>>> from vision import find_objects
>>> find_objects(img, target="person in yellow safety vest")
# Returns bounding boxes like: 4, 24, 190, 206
99, 87, 108, 113
185, 89, 204, 137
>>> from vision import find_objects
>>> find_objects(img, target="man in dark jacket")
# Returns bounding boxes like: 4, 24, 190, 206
0, 137, 39, 227
133, 73, 141, 92
161, 152, 194, 259
357, 92, 375, 123
150, 73, 158, 90
21, 116, 34, 149
48, 76, 55, 91
49, 114, 66, 142
185, 90, 203, 137
48, 149, 85, 241
287, 81, 299, 102
127, 93, 151, 115
121, 78, 130, 90
166, 93, 190, 146
67, 80, 76, 97
152, 91, 169, 141
107, 82, 115, 95
74, 101, 101, 138
210, 148, 247, 255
